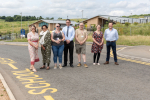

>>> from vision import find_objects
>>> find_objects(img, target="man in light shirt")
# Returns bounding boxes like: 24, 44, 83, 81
62, 19, 75, 68
75, 22, 88, 68
104, 21, 119, 65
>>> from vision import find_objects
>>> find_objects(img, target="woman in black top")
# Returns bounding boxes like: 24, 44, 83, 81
51, 23, 65, 69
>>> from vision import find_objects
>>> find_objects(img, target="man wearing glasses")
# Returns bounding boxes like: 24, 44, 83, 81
62, 19, 75, 68
75, 22, 88, 68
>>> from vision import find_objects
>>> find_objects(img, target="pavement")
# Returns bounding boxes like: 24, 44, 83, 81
0, 41, 28, 46
0, 42, 150, 100
117, 45, 150, 63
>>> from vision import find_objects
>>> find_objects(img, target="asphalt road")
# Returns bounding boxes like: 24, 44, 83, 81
0, 44, 150, 100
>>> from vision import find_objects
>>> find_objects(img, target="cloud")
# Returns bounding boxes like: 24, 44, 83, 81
0, 0, 150, 19
0, 1, 23, 8
110, 1, 128, 8
109, 10, 125, 16
127, 3, 149, 9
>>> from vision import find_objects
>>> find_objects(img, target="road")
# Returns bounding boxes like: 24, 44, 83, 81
0, 44, 150, 100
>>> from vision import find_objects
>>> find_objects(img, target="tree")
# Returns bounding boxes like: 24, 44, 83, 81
58, 17, 62, 20
39, 16, 43, 20
50, 17, 54, 20
5, 16, 14, 22
1, 16, 6, 19
45, 17, 50, 20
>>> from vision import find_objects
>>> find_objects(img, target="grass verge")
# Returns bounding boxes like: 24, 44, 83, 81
87, 35, 150, 46
6, 38, 28, 42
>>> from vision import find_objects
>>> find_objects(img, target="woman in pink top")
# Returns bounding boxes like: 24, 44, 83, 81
27, 25, 40, 72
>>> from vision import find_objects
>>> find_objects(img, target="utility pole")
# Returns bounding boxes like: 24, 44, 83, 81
20, 12, 22, 29
131, 13, 133, 23
67, 16, 68, 19
81, 10, 83, 19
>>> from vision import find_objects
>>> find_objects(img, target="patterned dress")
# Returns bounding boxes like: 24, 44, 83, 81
91, 32, 103, 53
27, 32, 40, 65
40, 31, 51, 64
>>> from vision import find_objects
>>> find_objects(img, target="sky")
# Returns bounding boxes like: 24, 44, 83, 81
0, 0, 150, 19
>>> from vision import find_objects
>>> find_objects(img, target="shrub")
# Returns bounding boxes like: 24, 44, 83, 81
134, 22, 138, 25
125, 22, 130, 27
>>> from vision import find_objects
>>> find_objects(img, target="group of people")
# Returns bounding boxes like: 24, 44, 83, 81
27, 19, 119, 72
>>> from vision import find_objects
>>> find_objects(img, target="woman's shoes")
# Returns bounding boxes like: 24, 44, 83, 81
93, 63, 100, 65
54, 65, 57, 69
59, 65, 62, 69
40, 65, 45, 69
30, 66, 33, 70
54, 65, 63, 69
32, 68, 37, 72
46, 66, 50, 70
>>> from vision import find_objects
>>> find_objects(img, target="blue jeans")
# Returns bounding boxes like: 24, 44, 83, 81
52, 45, 64, 64
106, 41, 117, 62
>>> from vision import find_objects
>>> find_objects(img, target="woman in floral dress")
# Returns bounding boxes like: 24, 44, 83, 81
91, 25, 104, 65
27, 25, 39, 72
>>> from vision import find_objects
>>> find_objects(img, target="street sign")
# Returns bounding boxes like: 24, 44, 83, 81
21, 29, 25, 35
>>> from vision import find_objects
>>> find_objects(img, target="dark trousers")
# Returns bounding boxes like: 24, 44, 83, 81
64, 41, 74, 65
106, 41, 117, 62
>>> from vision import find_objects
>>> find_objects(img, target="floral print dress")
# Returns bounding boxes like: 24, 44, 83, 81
91, 32, 103, 53
27, 32, 40, 65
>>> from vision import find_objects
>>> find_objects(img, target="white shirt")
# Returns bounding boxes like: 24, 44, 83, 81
62, 26, 75, 41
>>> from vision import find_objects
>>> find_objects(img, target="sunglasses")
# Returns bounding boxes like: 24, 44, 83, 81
57, 26, 60, 27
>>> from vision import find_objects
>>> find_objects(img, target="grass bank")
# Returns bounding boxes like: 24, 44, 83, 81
6, 38, 28, 42
87, 35, 150, 46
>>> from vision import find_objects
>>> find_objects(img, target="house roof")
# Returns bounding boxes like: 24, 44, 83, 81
29, 19, 78, 26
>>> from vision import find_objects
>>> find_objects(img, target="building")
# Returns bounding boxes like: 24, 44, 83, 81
82, 15, 148, 28
144, 16, 150, 19
82, 15, 108, 28
29, 19, 78, 34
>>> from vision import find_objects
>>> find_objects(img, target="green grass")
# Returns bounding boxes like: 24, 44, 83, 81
87, 35, 150, 46
101, 22, 150, 36
0, 19, 37, 35
122, 14, 150, 18
6, 38, 28, 42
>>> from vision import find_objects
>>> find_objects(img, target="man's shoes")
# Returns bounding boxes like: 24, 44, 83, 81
104, 61, 109, 65
84, 64, 88, 68
62, 64, 67, 67
77, 63, 81, 67
115, 62, 119, 65
70, 65, 74, 68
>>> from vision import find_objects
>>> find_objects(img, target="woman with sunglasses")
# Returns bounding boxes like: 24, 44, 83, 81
39, 25, 51, 70
51, 23, 65, 69
27, 25, 40, 72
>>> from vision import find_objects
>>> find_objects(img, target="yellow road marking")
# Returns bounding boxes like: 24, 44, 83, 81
44, 96, 54, 100
0, 57, 57, 100
8, 64, 18, 69
110, 47, 150, 66
0, 57, 17, 69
